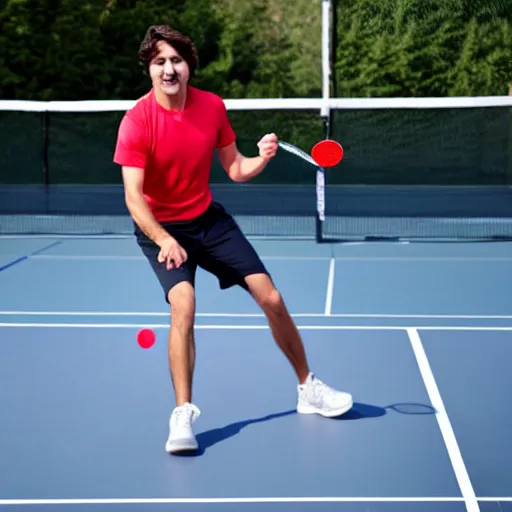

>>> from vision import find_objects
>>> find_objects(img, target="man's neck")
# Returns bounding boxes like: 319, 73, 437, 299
154, 87, 188, 111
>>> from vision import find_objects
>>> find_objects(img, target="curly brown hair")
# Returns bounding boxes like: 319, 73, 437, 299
138, 25, 199, 77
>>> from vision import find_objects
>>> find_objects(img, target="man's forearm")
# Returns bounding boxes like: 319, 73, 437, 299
125, 193, 170, 245
233, 155, 270, 182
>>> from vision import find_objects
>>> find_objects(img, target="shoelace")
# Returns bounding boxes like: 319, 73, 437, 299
309, 377, 337, 402
172, 403, 200, 427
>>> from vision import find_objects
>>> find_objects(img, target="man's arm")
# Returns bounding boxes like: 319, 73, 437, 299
122, 166, 188, 269
122, 166, 170, 244
217, 134, 278, 182
122, 166, 188, 270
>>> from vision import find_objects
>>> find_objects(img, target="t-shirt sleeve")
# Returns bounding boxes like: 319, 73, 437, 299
216, 100, 236, 149
113, 113, 148, 169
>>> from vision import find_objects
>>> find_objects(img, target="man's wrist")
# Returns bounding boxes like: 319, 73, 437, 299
155, 232, 173, 247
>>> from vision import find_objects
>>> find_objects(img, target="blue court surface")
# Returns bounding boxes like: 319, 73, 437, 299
1, 236, 511, 512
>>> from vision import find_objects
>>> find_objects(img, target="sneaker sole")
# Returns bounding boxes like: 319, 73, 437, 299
297, 399, 353, 418
165, 438, 199, 454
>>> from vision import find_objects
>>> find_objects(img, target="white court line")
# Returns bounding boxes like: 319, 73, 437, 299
0, 235, 316, 241
0, 235, 133, 240
23, 254, 512, 262
407, 328, 479, 512
4, 497, 510, 505
324, 258, 335, 316
2, 323, 512, 331
330, 257, 512, 261
0, 497, 467, 505
1, 311, 512, 319
28, 254, 330, 261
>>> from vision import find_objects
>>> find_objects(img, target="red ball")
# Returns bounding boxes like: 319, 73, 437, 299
137, 328, 156, 349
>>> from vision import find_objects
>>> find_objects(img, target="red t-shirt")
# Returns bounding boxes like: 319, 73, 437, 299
113, 86, 236, 222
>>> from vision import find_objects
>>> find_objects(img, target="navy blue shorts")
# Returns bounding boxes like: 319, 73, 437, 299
135, 202, 270, 303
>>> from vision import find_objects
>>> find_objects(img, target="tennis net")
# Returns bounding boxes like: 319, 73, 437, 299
1, 96, 511, 241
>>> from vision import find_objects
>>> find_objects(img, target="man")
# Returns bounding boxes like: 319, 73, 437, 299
114, 24, 353, 454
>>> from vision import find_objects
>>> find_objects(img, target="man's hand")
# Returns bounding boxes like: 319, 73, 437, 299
217, 134, 279, 182
257, 133, 278, 160
156, 236, 188, 270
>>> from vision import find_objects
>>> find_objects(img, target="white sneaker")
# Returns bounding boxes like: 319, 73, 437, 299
297, 373, 353, 417
165, 402, 201, 454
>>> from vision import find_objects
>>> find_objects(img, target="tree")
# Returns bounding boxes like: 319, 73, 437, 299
333, 0, 512, 97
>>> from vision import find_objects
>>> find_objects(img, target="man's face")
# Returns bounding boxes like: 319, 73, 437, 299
149, 41, 190, 98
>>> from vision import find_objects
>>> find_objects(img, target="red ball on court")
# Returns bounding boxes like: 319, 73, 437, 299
137, 328, 156, 349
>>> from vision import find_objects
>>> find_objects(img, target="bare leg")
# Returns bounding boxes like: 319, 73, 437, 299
245, 273, 353, 418
245, 273, 310, 384
167, 281, 196, 406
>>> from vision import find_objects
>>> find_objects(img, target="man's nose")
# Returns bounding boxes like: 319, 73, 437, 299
163, 61, 174, 75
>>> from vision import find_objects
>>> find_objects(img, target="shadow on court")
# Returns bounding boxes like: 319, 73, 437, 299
175, 409, 296, 457
327, 402, 436, 421
176, 402, 436, 456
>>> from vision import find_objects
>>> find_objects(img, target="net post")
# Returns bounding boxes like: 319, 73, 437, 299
321, 0, 332, 118
315, 167, 326, 243
42, 109, 50, 214
331, 0, 338, 99
318, 0, 332, 242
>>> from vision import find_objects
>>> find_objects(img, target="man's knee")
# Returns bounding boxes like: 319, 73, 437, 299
168, 282, 195, 328
261, 287, 284, 314
246, 274, 285, 314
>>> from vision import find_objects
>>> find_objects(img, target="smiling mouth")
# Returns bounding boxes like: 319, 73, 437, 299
162, 76, 179, 87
